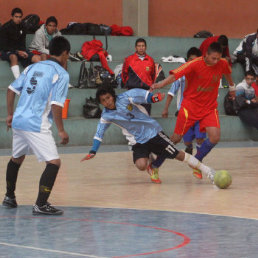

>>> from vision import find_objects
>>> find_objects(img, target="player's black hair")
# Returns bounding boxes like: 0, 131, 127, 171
46, 16, 58, 26
11, 8, 23, 16
245, 71, 255, 77
207, 42, 223, 54
135, 38, 146, 47
96, 86, 116, 103
49, 36, 70, 56
186, 47, 202, 59
218, 35, 228, 47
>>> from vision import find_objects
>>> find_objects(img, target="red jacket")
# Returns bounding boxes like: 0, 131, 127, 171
111, 24, 133, 36
122, 53, 155, 90
200, 36, 232, 65
81, 39, 114, 74
252, 82, 258, 96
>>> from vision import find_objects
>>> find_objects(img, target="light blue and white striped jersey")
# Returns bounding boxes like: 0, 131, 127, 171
94, 89, 162, 145
9, 59, 69, 133
168, 76, 185, 110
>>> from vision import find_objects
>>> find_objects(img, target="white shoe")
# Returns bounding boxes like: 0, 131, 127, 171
68, 83, 74, 89
207, 168, 216, 184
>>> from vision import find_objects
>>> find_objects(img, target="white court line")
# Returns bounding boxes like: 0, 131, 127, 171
0, 242, 108, 258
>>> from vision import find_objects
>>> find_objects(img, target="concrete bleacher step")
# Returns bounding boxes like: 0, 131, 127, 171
26, 35, 241, 62
0, 114, 257, 149
0, 87, 229, 119
0, 59, 245, 89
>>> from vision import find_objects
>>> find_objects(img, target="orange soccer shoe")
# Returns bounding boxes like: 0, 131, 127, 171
193, 168, 203, 179
147, 165, 162, 184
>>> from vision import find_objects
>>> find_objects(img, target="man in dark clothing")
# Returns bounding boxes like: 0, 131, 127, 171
233, 30, 258, 75
122, 38, 155, 115
0, 8, 40, 79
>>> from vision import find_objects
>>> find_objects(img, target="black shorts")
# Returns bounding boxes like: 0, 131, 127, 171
132, 131, 179, 163
1, 50, 34, 67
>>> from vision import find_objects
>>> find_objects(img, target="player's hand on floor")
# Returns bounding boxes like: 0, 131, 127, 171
81, 153, 95, 162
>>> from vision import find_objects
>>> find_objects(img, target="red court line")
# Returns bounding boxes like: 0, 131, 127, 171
0, 215, 191, 257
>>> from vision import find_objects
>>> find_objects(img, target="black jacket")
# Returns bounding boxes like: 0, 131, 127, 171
0, 20, 26, 51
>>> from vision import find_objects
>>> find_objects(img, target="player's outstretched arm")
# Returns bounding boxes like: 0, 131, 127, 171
81, 139, 101, 162
162, 94, 173, 118
52, 104, 69, 145
151, 74, 176, 90
146, 92, 165, 103
80, 151, 96, 162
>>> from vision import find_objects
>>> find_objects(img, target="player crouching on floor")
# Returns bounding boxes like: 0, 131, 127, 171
81, 86, 216, 184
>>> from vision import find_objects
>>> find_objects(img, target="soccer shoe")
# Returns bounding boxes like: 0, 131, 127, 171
147, 165, 162, 184
69, 53, 81, 61
2, 195, 17, 208
193, 168, 203, 179
32, 203, 63, 215
76, 51, 86, 61
206, 168, 216, 184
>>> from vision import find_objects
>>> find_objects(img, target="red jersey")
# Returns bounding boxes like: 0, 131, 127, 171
122, 53, 155, 89
252, 82, 258, 96
170, 57, 231, 112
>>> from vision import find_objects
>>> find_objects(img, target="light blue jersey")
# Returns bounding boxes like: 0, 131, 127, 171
94, 89, 162, 148
9, 59, 69, 133
168, 76, 185, 110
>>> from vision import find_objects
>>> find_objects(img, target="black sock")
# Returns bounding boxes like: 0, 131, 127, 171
6, 159, 21, 198
36, 163, 59, 207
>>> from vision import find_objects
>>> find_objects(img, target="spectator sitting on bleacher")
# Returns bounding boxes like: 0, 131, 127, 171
232, 30, 258, 75
29, 16, 61, 61
200, 35, 232, 65
236, 71, 258, 129
252, 73, 258, 96
0, 8, 40, 79
122, 38, 155, 115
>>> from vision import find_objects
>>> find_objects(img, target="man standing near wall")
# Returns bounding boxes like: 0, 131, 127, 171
122, 38, 155, 115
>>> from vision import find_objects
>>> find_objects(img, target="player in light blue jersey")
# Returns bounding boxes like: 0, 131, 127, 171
3, 36, 70, 215
162, 47, 206, 179
81, 86, 216, 184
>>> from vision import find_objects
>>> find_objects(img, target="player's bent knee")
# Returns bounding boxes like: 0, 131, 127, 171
135, 159, 148, 171
209, 135, 220, 144
48, 159, 61, 168
12, 155, 25, 165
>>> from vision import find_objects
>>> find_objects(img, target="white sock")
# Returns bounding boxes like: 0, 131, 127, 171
11, 65, 20, 79
184, 153, 210, 175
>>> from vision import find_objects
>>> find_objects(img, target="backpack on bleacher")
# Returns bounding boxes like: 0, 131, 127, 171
88, 63, 117, 88
193, 30, 213, 38
83, 97, 102, 118
21, 14, 40, 33
77, 61, 90, 88
224, 93, 237, 116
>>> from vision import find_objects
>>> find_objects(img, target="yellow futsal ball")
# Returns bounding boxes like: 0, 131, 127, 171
214, 170, 232, 189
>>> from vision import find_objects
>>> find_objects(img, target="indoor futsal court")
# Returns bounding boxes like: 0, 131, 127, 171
1, 142, 258, 258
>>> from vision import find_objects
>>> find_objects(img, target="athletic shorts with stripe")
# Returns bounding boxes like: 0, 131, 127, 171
174, 107, 220, 135
132, 131, 179, 163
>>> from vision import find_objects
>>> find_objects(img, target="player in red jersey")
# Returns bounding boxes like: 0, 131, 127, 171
151, 42, 236, 178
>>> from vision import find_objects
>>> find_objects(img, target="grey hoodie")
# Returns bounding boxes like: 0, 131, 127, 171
29, 24, 61, 54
